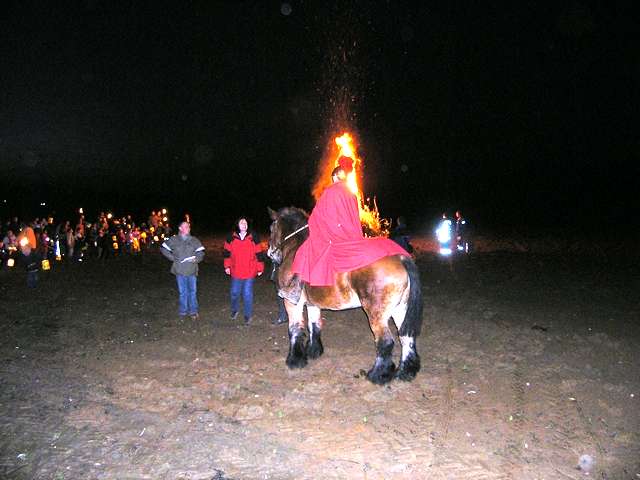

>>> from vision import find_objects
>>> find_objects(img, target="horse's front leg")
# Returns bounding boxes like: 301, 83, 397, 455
366, 312, 396, 385
305, 305, 324, 359
285, 297, 307, 369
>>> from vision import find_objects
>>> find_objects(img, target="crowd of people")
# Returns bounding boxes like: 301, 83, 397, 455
1, 210, 174, 268
1, 210, 276, 325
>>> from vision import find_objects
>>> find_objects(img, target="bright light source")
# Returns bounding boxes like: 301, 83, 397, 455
436, 220, 452, 243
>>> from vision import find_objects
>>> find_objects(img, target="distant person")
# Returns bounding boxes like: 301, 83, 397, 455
17, 223, 37, 250
2, 229, 16, 250
20, 243, 40, 288
223, 217, 264, 326
65, 224, 75, 260
390, 216, 414, 254
270, 260, 288, 325
454, 210, 469, 253
436, 212, 454, 256
161, 221, 205, 319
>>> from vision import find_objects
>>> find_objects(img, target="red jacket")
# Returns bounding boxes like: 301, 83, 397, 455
224, 232, 264, 279
292, 181, 409, 286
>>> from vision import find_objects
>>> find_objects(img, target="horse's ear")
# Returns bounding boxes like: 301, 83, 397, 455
267, 207, 278, 221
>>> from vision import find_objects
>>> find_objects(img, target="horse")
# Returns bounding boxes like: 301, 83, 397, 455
267, 206, 423, 385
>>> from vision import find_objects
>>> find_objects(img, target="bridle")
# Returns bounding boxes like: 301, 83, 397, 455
269, 221, 308, 264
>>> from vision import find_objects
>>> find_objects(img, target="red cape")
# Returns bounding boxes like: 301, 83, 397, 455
291, 181, 409, 286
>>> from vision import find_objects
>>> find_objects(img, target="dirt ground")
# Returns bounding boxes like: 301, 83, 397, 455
1, 235, 639, 480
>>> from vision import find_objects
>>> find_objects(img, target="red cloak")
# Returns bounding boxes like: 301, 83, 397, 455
291, 181, 409, 286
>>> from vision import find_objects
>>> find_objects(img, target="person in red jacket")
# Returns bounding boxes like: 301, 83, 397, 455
224, 217, 264, 325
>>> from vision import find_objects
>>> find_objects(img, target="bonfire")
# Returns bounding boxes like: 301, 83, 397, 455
312, 132, 389, 237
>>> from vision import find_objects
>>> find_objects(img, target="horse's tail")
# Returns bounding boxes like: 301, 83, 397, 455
399, 256, 423, 338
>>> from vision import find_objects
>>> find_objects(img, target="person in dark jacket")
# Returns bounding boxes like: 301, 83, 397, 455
270, 261, 288, 325
161, 221, 205, 319
20, 242, 41, 288
223, 217, 264, 325
390, 216, 414, 254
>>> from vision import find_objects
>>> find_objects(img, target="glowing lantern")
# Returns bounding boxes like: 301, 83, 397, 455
41, 259, 51, 270
7, 258, 15, 267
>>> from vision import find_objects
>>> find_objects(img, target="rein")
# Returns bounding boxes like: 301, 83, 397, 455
281, 224, 308, 246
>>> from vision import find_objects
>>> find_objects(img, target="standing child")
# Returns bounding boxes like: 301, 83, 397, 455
224, 217, 264, 325
20, 242, 40, 288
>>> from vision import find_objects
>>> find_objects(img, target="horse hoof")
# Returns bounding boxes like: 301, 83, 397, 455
395, 353, 421, 381
306, 339, 324, 359
366, 362, 396, 385
395, 368, 417, 381
286, 355, 308, 369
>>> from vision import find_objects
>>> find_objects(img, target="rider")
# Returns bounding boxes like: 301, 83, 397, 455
290, 156, 409, 289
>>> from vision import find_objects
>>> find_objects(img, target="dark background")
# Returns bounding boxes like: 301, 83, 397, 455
1, 1, 638, 233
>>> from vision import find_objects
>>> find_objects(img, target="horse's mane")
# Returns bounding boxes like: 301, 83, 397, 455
277, 207, 309, 242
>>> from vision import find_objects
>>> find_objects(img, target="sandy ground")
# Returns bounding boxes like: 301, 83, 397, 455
1, 235, 639, 480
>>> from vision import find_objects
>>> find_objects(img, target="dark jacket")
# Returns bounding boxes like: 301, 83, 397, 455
21, 250, 41, 273
161, 234, 205, 276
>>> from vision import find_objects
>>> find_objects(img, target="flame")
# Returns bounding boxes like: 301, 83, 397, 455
313, 132, 388, 236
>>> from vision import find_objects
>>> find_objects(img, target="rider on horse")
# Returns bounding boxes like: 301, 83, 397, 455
286, 156, 409, 298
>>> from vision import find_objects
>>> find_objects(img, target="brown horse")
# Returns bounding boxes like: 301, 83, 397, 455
267, 207, 423, 385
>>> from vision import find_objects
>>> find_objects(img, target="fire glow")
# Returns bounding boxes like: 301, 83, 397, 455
313, 132, 388, 236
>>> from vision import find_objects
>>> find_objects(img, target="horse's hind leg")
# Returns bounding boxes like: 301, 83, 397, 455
396, 335, 421, 381
391, 304, 421, 381
366, 313, 396, 385
286, 298, 307, 369
305, 305, 324, 359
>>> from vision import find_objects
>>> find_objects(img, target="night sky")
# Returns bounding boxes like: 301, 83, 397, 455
1, 1, 638, 232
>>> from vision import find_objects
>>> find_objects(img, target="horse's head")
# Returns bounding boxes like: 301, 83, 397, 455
267, 206, 309, 265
